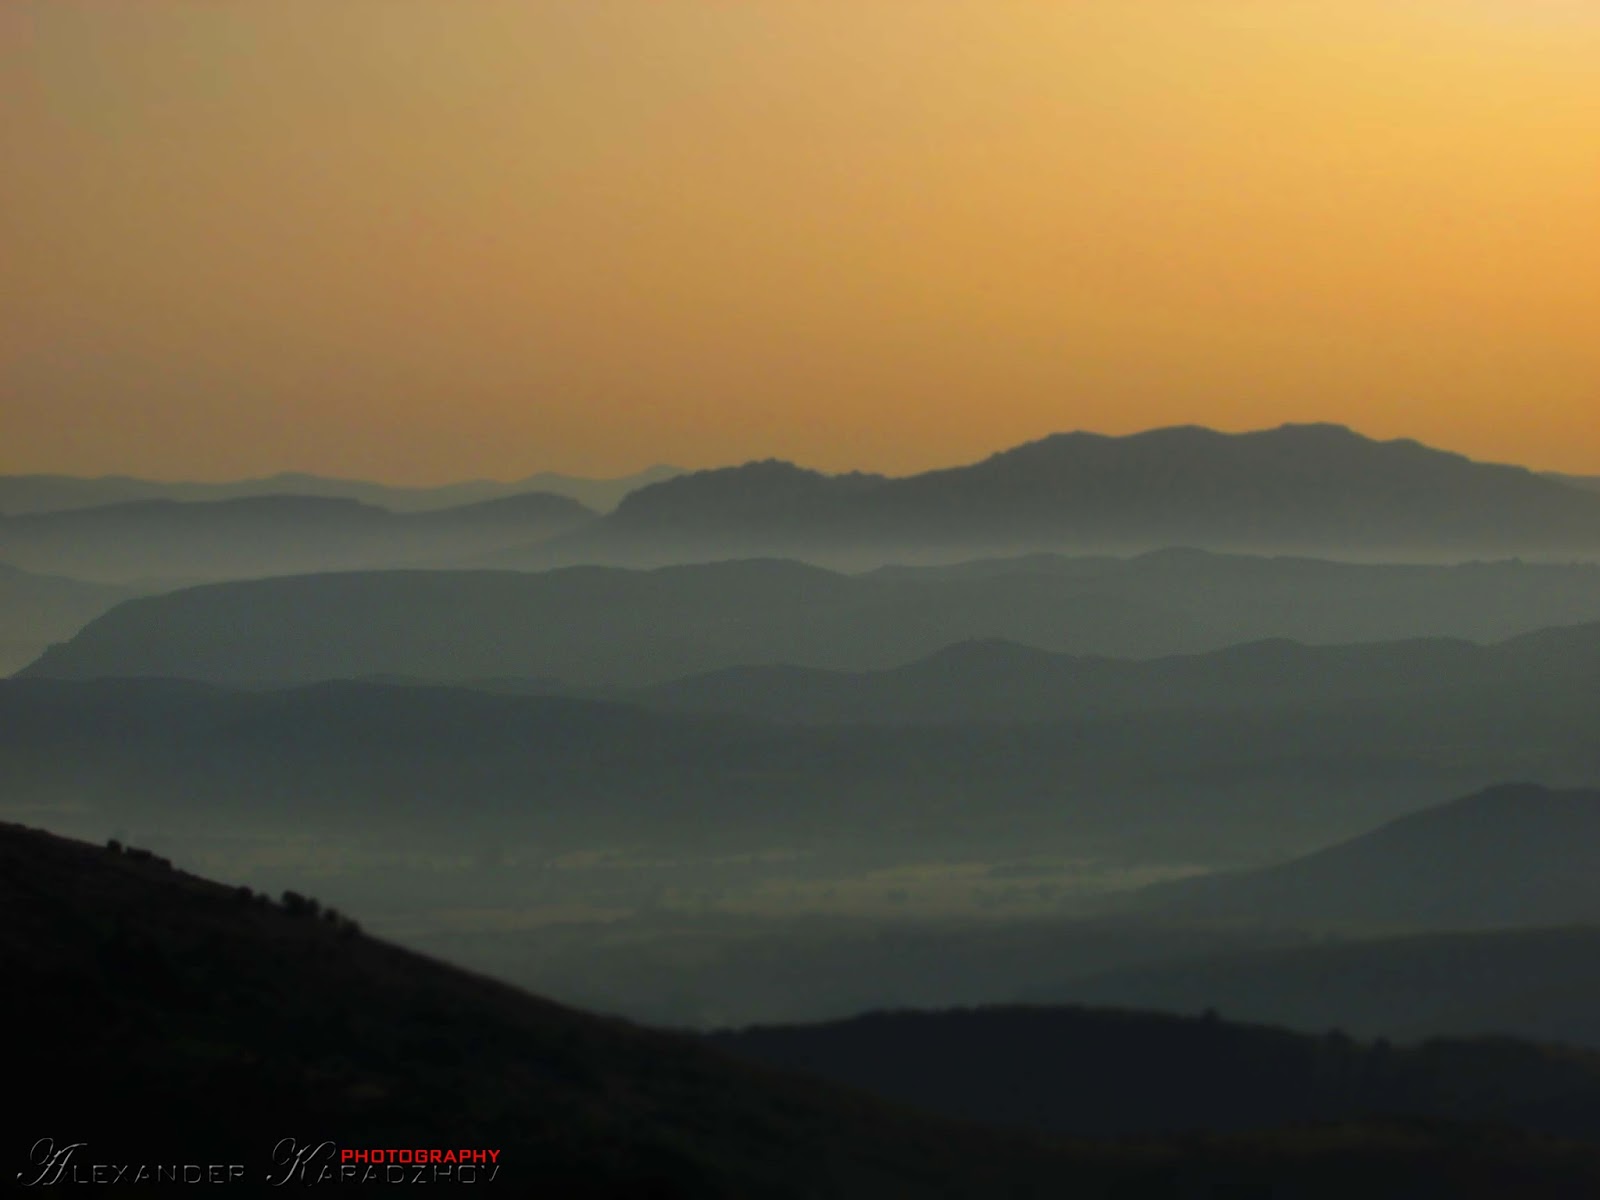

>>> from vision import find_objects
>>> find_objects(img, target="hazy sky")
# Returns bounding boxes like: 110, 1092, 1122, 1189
4, 2, 1598, 481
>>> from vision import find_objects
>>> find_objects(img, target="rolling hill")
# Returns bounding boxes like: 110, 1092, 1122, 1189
0, 562, 139, 676
638, 622, 1600, 724
1132, 784, 1600, 926
24, 550, 1600, 688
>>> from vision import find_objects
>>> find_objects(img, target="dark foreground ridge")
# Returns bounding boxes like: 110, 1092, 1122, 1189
709, 1005, 1600, 1141
7, 822, 1600, 1198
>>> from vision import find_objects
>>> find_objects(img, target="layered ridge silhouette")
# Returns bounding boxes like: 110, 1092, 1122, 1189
0, 493, 597, 583
507, 425, 1600, 566
24, 552, 1600, 688
0, 465, 681, 516
639, 624, 1600, 724
0, 563, 138, 676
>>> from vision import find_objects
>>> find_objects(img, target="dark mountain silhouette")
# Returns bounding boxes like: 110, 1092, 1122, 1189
638, 623, 1600, 724
496, 465, 684, 512
10, 821, 1600, 1199
505, 424, 1600, 566
0, 465, 681, 515
708, 1005, 1600, 1144
402, 490, 599, 531
600, 459, 887, 533
0, 563, 138, 676
25, 551, 1600, 687
1133, 785, 1600, 926
0, 492, 596, 582
0, 821, 1072, 1197
1053, 926, 1600, 1049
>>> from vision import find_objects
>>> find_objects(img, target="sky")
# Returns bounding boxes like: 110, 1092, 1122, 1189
3, 1, 1598, 482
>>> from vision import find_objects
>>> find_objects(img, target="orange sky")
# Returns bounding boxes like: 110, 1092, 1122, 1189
3, 1, 1598, 481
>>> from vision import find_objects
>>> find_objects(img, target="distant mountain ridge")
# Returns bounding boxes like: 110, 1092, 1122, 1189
0, 465, 683, 515
508, 424, 1600, 566
0, 492, 597, 582
25, 550, 1600, 688
12, 429, 1598, 579
638, 622, 1600, 724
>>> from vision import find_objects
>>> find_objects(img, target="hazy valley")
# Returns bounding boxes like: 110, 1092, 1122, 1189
8, 428, 1600, 1192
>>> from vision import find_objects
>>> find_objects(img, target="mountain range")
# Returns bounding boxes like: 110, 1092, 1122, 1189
0, 464, 682, 515
10, 421, 1600, 1192
501, 424, 1600, 566
24, 551, 1600, 687
10, 427, 1596, 584
0, 491, 595, 583
638, 623, 1600, 724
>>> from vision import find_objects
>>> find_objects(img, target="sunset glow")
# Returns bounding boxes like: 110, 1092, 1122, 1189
4, 1, 1598, 481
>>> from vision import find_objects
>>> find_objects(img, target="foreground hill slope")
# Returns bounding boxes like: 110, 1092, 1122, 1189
8, 822, 1600, 1199
1134, 784, 1600, 926
710, 1005, 1600, 1143
0, 821, 1071, 1196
